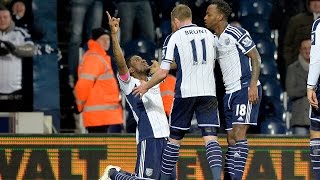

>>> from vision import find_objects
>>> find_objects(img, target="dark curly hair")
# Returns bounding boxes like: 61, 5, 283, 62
210, 0, 232, 20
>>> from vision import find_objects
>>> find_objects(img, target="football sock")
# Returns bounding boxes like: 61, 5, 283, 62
224, 144, 236, 180
310, 138, 320, 179
160, 142, 180, 179
206, 140, 222, 180
233, 139, 248, 180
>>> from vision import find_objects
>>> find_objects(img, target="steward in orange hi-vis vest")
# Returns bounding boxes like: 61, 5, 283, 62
160, 74, 176, 117
75, 36, 123, 128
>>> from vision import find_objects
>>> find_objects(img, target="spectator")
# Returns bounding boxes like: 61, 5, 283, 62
269, 0, 306, 86
9, 0, 29, 31
286, 39, 311, 135
283, 0, 320, 77
0, 5, 35, 112
9, 0, 35, 112
117, 0, 155, 45
160, 73, 176, 118
68, 0, 103, 86
74, 27, 123, 133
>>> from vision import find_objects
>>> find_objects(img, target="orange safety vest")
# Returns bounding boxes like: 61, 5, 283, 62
75, 39, 123, 127
160, 74, 176, 117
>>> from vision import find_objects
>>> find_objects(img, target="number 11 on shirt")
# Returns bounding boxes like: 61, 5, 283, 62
190, 38, 207, 65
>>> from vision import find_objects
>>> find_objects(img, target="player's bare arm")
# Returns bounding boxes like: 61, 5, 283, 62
246, 47, 261, 104
132, 68, 168, 97
107, 11, 128, 75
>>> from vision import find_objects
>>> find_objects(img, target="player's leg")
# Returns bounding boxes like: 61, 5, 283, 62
196, 96, 222, 180
223, 93, 236, 180
160, 97, 195, 180
225, 130, 236, 180
135, 138, 174, 179
231, 86, 262, 180
100, 165, 141, 180
310, 88, 320, 179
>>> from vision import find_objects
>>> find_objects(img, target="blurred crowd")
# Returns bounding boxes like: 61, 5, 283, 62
0, 0, 318, 135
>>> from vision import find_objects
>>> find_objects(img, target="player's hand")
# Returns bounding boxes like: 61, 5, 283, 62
307, 88, 319, 109
248, 85, 259, 104
149, 60, 159, 75
106, 11, 120, 34
132, 80, 148, 98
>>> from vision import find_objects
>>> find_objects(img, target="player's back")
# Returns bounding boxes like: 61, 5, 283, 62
162, 24, 216, 98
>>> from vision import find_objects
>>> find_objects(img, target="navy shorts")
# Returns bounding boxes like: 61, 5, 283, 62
310, 86, 320, 131
136, 138, 176, 179
169, 96, 220, 131
223, 85, 262, 130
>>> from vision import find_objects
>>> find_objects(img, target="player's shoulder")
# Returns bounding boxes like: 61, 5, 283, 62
175, 24, 212, 36
312, 18, 320, 32
224, 24, 248, 39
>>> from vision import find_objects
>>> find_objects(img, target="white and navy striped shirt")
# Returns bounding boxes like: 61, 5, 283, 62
0, 26, 33, 93
161, 24, 217, 98
215, 24, 260, 94
117, 74, 170, 144
308, 18, 320, 86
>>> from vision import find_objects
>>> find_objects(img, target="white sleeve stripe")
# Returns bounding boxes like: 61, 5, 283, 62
228, 26, 242, 37
226, 28, 241, 38
244, 45, 256, 54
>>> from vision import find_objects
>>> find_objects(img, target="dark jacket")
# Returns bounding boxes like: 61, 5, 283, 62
286, 59, 309, 127
283, 12, 313, 68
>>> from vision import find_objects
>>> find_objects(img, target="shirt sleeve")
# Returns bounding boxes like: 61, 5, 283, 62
162, 33, 175, 64
238, 31, 256, 54
308, 20, 320, 86
117, 73, 136, 95
160, 61, 171, 70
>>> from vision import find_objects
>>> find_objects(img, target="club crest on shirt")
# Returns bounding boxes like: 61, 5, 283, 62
241, 36, 252, 47
224, 37, 230, 45
146, 168, 153, 177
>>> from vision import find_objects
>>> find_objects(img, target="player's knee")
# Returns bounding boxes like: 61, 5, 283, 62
200, 127, 218, 137
227, 133, 236, 145
169, 128, 186, 140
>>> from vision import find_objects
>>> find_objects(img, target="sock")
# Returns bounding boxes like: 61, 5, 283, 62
114, 174, 136, 180
161, 142, 180, 178
233, 140, 248, 180
224, 145, 236, 180
206, 140, 222, 180
310, 138, 320, 179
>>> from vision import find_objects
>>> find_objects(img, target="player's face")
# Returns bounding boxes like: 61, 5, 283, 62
0, 10, 11, 31
309, 0, 320, 14
130, 55, 150, 73
204, 4, 222, 30
300, 39, 311, 62
12, 1, 26, 18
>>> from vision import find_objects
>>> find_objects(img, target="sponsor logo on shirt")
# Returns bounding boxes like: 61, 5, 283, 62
241, 36, 252, 47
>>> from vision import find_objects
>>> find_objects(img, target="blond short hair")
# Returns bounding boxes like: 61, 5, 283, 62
171, 4, 192, 21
